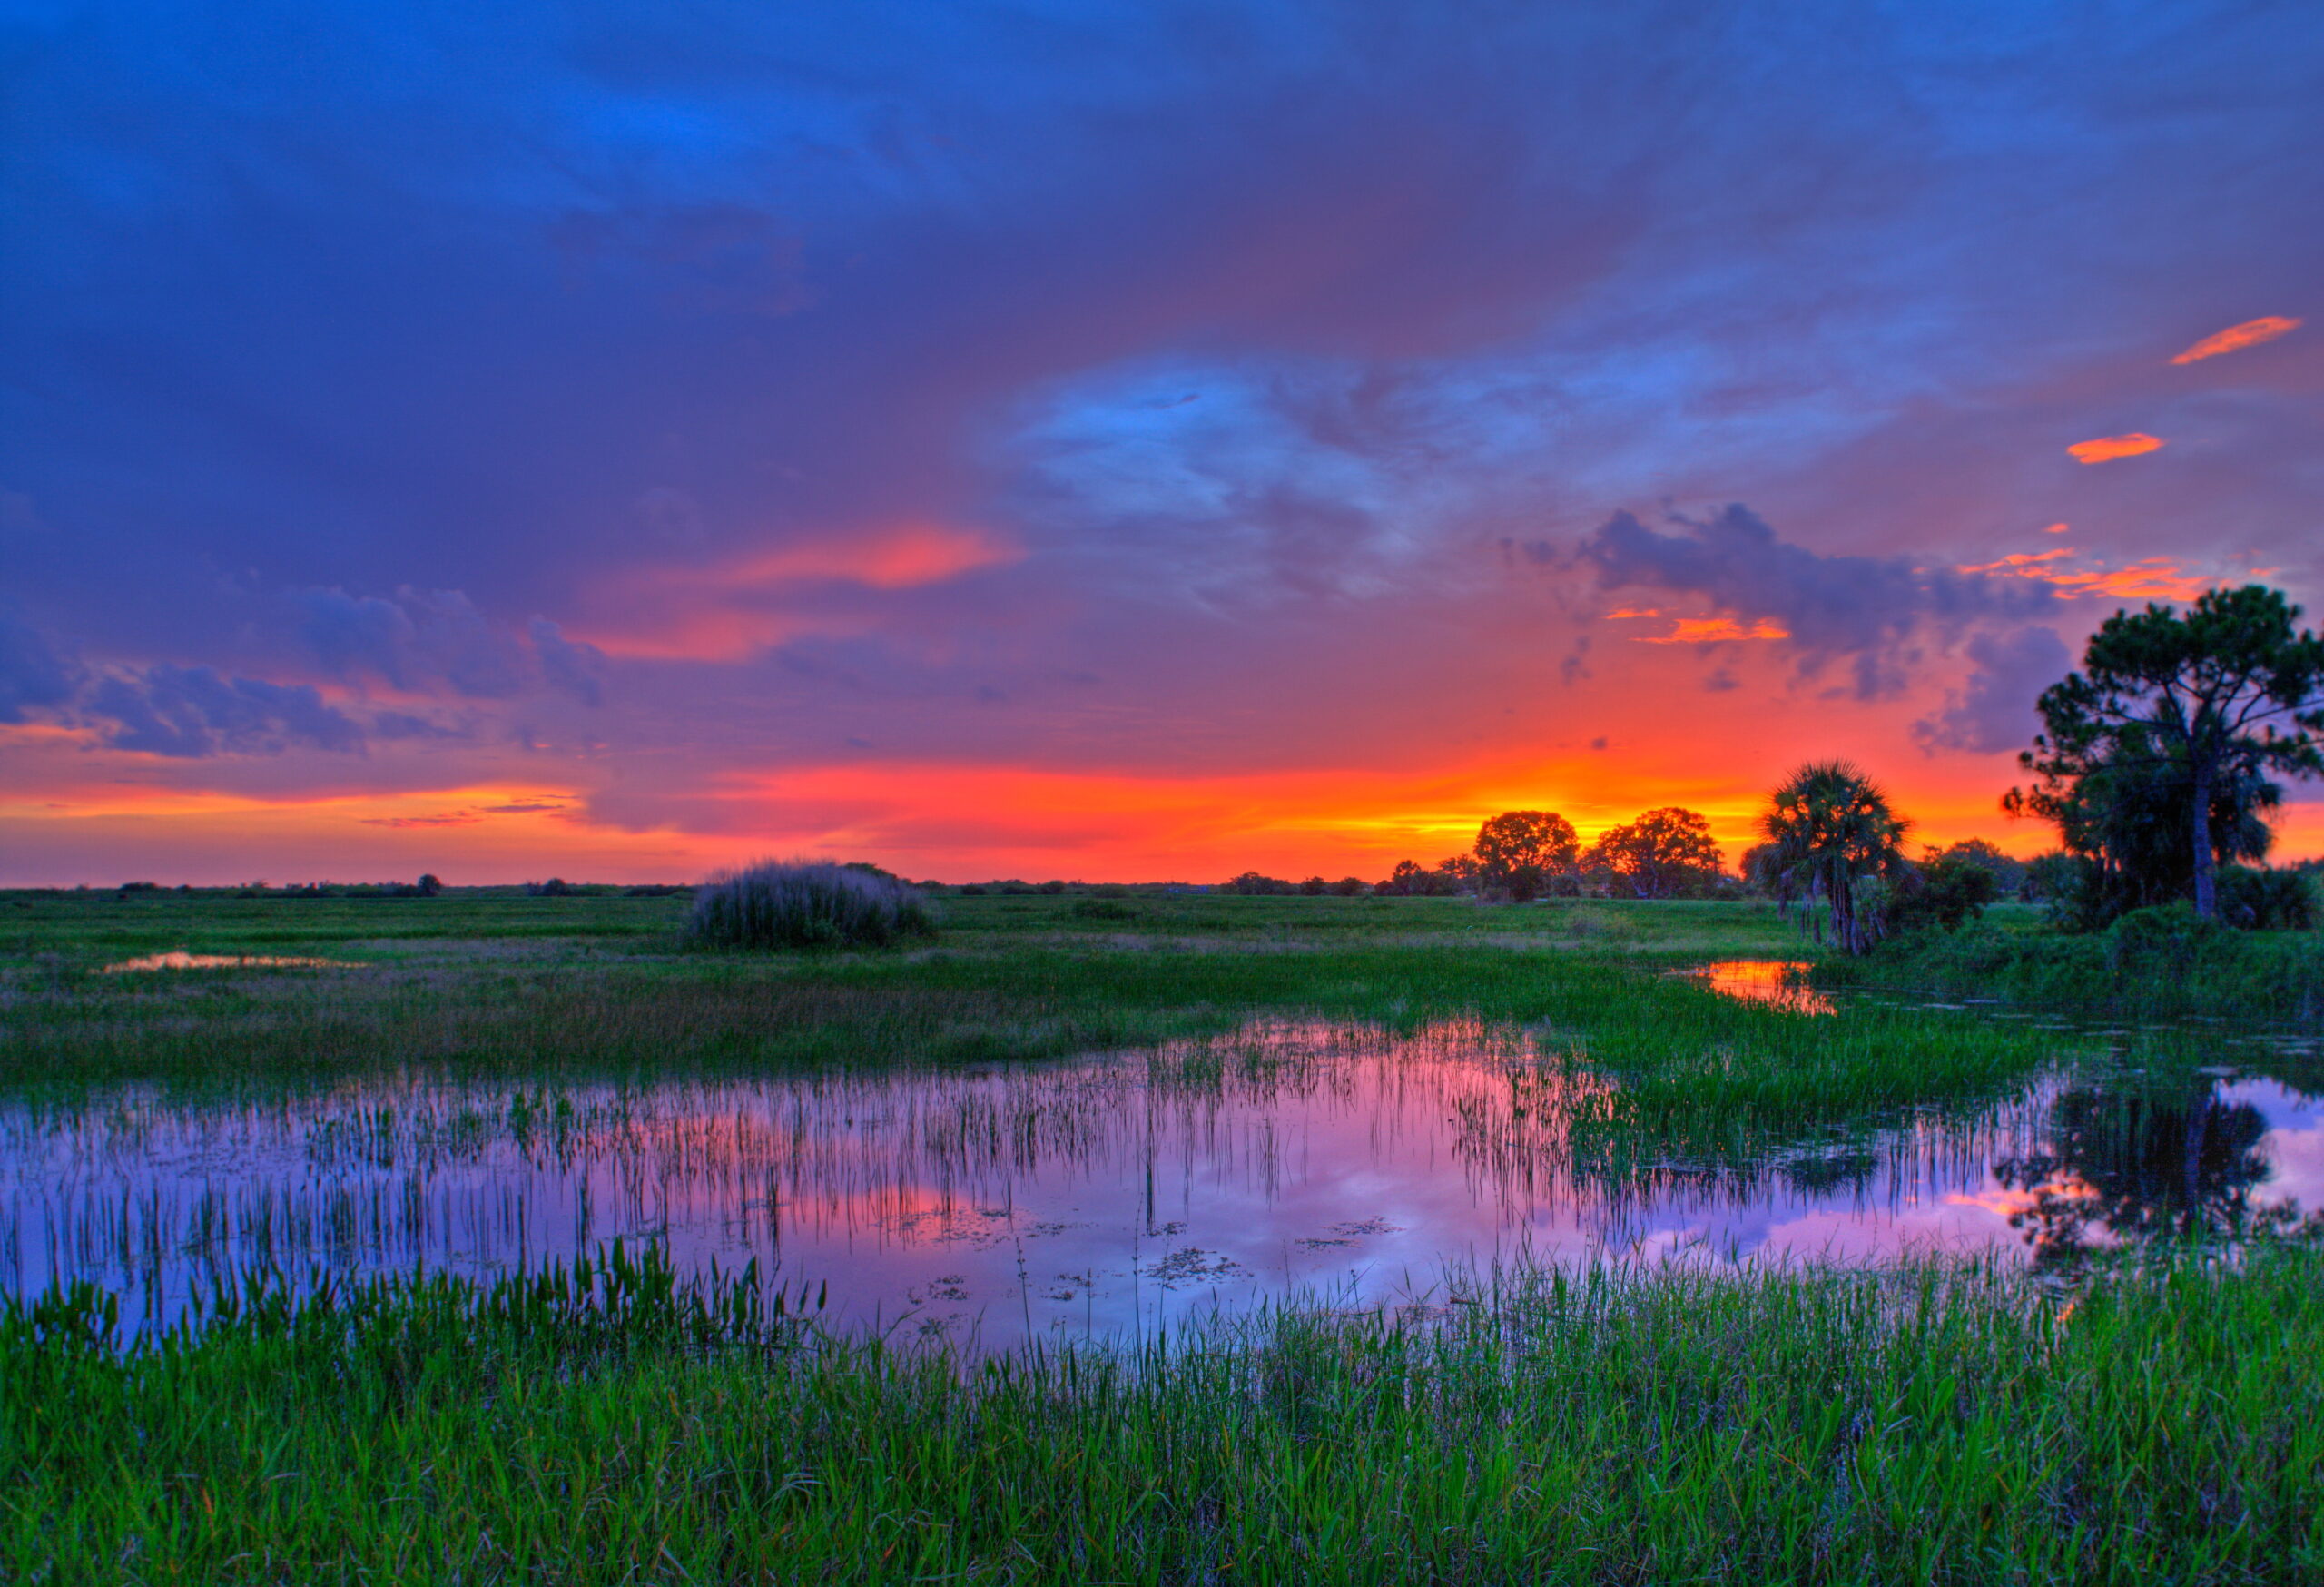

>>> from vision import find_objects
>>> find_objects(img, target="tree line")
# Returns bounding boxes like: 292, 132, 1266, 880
1748, 585, 2323, 951
1227, 584, 2323, 946
1226, 805, 1729, 902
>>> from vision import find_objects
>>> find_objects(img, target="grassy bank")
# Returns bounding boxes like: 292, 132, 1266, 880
6, 1244, 2320, 1584
1817, 905, 2324, 1026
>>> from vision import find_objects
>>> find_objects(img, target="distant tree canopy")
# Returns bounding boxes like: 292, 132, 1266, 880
1376, 858, 1466, 896
2009, 586, 2324, 922
1586, 807, 1723, 899
1472, 811, 1579, 902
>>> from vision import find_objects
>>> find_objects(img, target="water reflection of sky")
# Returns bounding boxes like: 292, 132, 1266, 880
1673, 960, 1836, 1016
2, 1019, 2317, 1351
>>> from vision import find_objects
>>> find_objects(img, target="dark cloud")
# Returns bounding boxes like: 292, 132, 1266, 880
294, 587, 527, 699
1559, 635, 1591, 686
3, 616, 384, 754
83, 665, 366, 758
0, 616, 80, 723
1575, 505, 2057, 699
1912, 626, 2073, 756
527, 618, 607, 706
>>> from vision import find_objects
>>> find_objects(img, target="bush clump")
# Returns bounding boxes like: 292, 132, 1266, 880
685, 860, 934, 950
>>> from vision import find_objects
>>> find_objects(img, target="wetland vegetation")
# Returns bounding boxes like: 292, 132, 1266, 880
4, 885, 2321, 1582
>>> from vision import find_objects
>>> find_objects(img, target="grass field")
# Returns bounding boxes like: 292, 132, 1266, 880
3, 888, 2319, 1582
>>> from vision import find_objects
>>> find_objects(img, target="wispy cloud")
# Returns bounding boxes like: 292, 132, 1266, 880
576, 524, 1019, 661
2170, 316, 2301, 364
1956, 547, 2218, 602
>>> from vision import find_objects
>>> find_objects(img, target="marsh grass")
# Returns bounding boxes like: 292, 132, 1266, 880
1817, 910, 2324, 1026
0, 929, 2076, 1151
5, 1243, 2320, 1583
6, 892, 2320, 1581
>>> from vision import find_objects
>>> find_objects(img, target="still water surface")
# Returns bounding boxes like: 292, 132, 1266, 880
5, 990, 2319, 1348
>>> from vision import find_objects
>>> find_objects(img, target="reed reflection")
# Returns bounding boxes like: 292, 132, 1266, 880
2, 1019, 2315, 1348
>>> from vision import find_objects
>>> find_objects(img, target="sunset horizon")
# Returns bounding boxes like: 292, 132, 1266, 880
5, 5, 2320, 887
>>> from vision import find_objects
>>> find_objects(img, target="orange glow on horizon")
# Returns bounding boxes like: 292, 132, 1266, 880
10, 735, 2322, 888
2171, 316, 2301, 364
2068, 433, 2165, 464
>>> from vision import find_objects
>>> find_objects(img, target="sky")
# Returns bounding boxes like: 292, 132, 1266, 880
4, 0, 2322, 885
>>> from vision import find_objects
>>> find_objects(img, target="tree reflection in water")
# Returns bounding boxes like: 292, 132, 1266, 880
1994, 1074, 2317, 1267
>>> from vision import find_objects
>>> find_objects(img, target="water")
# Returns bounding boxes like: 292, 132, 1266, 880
6, 991, 2319, 1349
1669, 960, 1837, 1016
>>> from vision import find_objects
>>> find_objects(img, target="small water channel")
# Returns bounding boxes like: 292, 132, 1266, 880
5, 977, 2319, 1350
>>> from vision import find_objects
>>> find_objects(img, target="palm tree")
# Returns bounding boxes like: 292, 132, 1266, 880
1757, 761, 1915, 953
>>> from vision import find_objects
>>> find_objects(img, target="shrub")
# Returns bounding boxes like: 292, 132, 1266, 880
1886, 847, 2001, 933
685, 860, 934, 950
527, 878, 573, 897
2103, 902, 2227, 978
2216, 865, 2317, 931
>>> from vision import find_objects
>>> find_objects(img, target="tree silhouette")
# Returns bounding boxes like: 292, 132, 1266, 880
1472, 811, 1578, 902
1587, 807, 1723, 898
1756, 762, 1913, 953
2009, 586, 2324, 918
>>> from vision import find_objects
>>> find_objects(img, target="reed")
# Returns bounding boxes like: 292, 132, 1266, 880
5, 1243, 2319, 1583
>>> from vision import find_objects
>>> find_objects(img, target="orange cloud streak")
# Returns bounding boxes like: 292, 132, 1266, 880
1957, 547, 2217, 603
2067, 433, 2165, 464
1957, 548, 2076, 576
1631, 617, 1789, 644
2170, 316, 2300, 364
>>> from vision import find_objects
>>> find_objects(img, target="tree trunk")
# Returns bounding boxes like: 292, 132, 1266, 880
2190, 754, 2216, 919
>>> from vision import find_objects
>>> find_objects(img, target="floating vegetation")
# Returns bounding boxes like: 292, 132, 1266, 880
99, 951, 360, 973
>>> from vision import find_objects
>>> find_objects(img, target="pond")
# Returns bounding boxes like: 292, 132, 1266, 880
6, 989, 2319, 1349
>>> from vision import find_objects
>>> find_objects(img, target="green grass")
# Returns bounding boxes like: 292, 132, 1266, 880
6, 1242, 2320, 1584
1818, 904, 2324, 1025
0, 892, 2072, 1153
